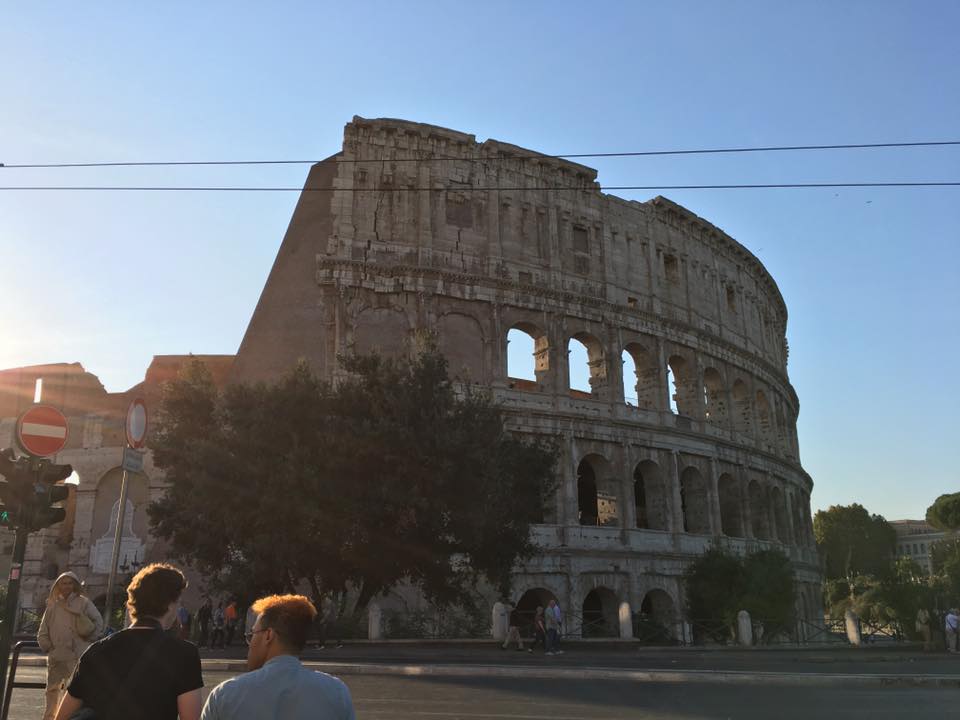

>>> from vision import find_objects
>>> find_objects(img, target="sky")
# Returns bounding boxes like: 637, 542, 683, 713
1, 2, 957, 521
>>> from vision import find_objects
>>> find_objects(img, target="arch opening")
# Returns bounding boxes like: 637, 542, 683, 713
582, 586, 619, 638
680, 466, 711, 534
507, 323, 549, 390
718, 473, 744, 537
633, 460, 668, 531
568, 332, 606, 397
577, 455, 619, 527
703, 367, 728, 425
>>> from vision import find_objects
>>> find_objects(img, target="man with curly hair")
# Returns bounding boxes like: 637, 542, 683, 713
200, 594, 355, 720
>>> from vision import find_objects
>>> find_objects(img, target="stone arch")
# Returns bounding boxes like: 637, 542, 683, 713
633, 459, 669, 531
568, 331, 607, 396
436, 312, 485, 382
577, 454, 619, 527
639, 588, 677, 641
582, 586, 619, 638
506, 321, 550, 388
756, 389, 774, 443
718, 473, 744, 537
667, 354, 697, 416
731, 379, 753, 435
771, 486, 791, 544
702, 367, 728, 425
515, 587, 557, 629
352, 306, 410, 358
679, 465, 710, 534
749, 480, 771, 540
622, 342, 660, 409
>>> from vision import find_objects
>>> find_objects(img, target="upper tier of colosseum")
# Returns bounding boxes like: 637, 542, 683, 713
233, 117, 794, 397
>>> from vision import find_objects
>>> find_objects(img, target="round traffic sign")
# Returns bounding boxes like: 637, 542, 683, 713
16, 405, 69, 457
125, 398, 148, 449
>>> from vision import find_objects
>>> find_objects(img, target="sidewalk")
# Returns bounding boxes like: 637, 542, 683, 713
17, 641, 960, 687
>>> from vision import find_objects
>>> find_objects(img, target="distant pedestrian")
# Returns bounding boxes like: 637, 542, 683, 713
501, 602, 528, 652
548, 599, 564, 654
200, 594, 355, 720
945, 608, 959, 653
37, 572, 104, 720
197, 599, 212, 648
224, 600, 239, 646
177, 605, 192, 642
544, 601, 559, 655
317, 596, 343, 649
53, 562, 203, 720
916, 607, 932, 651
211, 602, 225, 649
532, 607, 547, 652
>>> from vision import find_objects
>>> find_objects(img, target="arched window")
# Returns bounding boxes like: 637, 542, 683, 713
718, 474, 743, 537
749, 481, 770, 540
507, 322, 549, 389
622, 350, 638, 406
577, 460, 599, 526
633, 460, 668, 530
756, 389, 773, 442
568, 332, 606, 396
680, 466, 710, 534
666, 363, 680, 414
703, 367, 728, 424
622, 342, 661, 409
732, 379, 753, 435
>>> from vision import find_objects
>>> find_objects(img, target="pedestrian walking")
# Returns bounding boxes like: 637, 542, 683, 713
544, 601, 559, 655
532, 606, 547, 653
200, 594, 355, 720
224, 600, 239, 646
547, 599, 564, 654
197, 599, 212, 648
53, 562, 203, 720
37, 572, 104, 720
945, 608, 959, 653
501, 601, 528, 652
211, 602, 225, 649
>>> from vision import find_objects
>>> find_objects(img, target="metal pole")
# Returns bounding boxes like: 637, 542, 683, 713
0, 526, 30, 704
102, 463, 130, 632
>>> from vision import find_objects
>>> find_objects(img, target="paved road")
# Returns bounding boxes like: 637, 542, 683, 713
6, 667, 958, 719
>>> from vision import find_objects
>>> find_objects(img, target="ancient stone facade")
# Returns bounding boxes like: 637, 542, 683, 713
230, 117, 822, 636
0, 357, 234, 611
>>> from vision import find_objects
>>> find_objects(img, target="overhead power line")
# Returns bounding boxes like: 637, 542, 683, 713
0, 182, 957, 192
0, 140, 958, 169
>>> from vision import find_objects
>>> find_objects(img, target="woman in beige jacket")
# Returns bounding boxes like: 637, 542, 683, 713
37, 572, 104, 720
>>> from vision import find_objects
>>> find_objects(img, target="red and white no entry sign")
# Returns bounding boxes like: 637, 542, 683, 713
16, 404, 69, 458
125, 398, 148, 449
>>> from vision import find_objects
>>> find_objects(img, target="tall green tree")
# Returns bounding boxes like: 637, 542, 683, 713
926, 492, 960, 532
148, 348, 558, 613
813, 504, 896, 580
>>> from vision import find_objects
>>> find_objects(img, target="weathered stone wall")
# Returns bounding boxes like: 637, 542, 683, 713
230, 117, 821, 635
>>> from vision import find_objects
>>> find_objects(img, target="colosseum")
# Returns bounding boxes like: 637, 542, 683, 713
0, 116, 821, 639
229, 116, 823, 638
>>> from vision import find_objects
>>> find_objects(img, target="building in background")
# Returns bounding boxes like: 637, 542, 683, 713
890, 519, 953, 575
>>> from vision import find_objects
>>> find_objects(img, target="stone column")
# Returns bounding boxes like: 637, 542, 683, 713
708, 457, 723, 536
739, 464, 754, 540
669, 451, 683, 534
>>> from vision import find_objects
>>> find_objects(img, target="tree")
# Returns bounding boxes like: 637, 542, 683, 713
683, 545, 795, 644
813, 504, 896, 580
926, 492, 960, 532
148, 348, 559, 614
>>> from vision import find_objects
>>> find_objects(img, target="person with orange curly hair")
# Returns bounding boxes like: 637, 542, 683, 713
200, 594, 355, 720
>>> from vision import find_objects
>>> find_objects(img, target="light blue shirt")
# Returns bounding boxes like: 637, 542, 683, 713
201, 655, 355, 720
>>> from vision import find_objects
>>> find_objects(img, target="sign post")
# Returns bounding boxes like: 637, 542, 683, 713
102, 399, 148, 632
0, 405, 70, 702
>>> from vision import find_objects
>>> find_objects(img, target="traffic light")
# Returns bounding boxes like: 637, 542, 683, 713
30, 461, 73, 531
0, 448, 31, 528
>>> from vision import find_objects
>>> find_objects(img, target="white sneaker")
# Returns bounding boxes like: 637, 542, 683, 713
545, 651, 554, 656
556, 650, 565, 654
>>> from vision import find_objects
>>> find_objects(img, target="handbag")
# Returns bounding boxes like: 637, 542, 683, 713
74, 607, 97, 639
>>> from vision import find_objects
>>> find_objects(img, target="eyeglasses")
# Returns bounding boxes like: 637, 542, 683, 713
244, 628, 268, 645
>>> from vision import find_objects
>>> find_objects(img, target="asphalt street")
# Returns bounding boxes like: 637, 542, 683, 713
6, 667, 959, 720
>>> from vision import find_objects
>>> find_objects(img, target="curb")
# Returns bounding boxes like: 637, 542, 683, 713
16, 656, 960, 688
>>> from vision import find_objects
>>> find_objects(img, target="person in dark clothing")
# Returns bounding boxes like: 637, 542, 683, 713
197, 600, 212, 648
501, 602, 528, 652
532, 606, 547, 653
54, 562, 203, 720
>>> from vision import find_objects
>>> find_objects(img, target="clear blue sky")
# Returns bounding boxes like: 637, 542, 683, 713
2, 2, 957, 521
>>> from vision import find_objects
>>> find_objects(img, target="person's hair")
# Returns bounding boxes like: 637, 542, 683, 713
251, 594, 317, 652
126, 563, 187, 622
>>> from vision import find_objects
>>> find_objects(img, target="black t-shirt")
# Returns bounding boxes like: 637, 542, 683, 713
509, 608, 521, 626
67, 622, 203, 720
